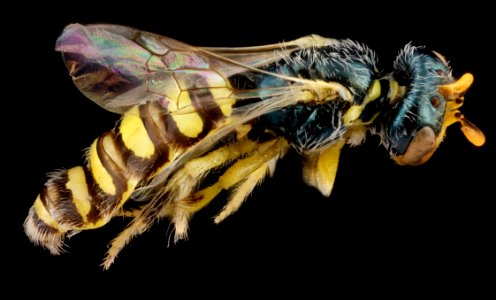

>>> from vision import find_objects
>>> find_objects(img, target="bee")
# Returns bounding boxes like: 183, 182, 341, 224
24, 23, 485, 269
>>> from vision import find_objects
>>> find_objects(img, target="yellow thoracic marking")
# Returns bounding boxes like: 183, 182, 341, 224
89, 139, 116, 195
171, 92, 203, 138
389, 80, 400, 103
343, 105, 363, 125
210, 87, 235, 116
343, 80, 381, 125
34, 195, 62, 231
65, 167, 91, 222
120, 105, 156, 158
366, 80, 381, 102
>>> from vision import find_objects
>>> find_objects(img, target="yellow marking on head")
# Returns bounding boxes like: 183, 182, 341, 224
120, 106, 156, 158
439, 73, 474, 99
171, 92, 203, 138
65, 167, 91, 222
89, 139, 116, 195
34, 195, 63, 231
437, 73, 485, 147
210, 87, 235, 116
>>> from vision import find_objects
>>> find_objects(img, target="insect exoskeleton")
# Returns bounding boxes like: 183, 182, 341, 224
25, 24, 484, 269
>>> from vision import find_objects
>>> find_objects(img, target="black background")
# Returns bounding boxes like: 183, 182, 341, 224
6, 2, 494, 294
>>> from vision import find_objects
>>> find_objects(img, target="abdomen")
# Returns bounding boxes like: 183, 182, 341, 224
24, 97, 229, 254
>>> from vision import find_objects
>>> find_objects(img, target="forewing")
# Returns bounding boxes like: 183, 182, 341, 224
55, 23, 309, 114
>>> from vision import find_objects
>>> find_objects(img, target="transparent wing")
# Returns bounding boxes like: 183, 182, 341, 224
56, 23, 347, 114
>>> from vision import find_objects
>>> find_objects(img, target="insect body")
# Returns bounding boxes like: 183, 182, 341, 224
24, 24, 485, 269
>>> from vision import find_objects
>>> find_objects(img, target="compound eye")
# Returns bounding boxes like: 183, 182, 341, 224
430, 96, 441, 108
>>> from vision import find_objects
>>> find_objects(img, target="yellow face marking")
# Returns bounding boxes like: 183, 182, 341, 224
89, 139, 116, 195
171, 92, 203, 138
120, 106, 156, 158
34, 195, 62, 231
66, 167, 91, 222
210, 87, 235, 116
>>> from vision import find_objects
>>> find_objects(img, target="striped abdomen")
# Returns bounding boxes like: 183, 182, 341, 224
25, 93, 232, 254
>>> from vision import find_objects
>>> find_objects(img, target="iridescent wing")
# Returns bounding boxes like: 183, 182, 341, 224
56, 23, 351, 114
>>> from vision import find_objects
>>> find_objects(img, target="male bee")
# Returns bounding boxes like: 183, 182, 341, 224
24, 24, 485, 269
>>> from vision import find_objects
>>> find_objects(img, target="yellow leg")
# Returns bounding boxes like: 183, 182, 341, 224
302, 139, 345, 197
176, 138, 288, 213
103, 217, 149, 270
214, 160, 272, 224
163, 137, 259, 203
104, 138, 260, 265
161, 138, 260, 239
165, 123, 256, 199
115, 209, 142, 218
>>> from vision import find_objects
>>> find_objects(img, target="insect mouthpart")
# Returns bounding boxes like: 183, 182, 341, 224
393, 126, 436, 166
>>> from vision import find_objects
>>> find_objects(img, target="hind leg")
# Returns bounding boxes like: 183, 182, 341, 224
170, 138, 288, 240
